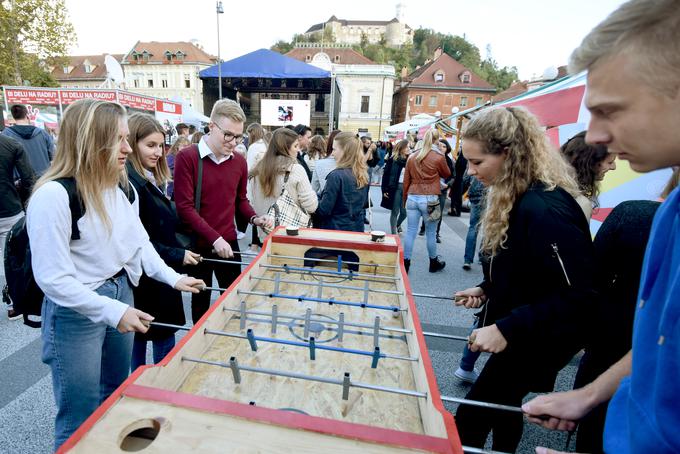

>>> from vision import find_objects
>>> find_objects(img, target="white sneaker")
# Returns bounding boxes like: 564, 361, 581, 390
454, 367, 479, 383
237, 231, 246, 240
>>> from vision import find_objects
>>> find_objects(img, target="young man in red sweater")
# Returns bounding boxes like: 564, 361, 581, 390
174, 99, 272, 323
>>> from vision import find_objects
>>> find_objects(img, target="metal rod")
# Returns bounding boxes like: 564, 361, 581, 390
439, 395, 524, 414
271, 305, 278, 335
338, 312, 345, 342
268, 253, 396, 269
204, 327, 416, 362
236, 289, 405, 313
462, 447, 511, 454
422, 331, 469, 342
413, 293, 468, 303
229, 356, 241, 384
201, 258, 251, 266
265, 263, 397, 282
149, 321, 191, 331
222, 307, 410, 335
252, 275, 403, 297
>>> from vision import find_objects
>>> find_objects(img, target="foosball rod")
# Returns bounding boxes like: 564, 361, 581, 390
266, 253, 397, 269
250, 275, 403, 297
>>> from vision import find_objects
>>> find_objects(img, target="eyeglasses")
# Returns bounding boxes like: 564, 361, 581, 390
212, 122, 244, 144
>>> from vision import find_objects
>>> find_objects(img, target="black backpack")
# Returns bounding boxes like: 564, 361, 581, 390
2, 178, 135, 327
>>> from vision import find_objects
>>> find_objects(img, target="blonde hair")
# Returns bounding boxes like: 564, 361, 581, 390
127, 113, 171, 186
247, 122, 265, 144
308, 135, 327, 160
168, 136, 191, 157
569, 0, 680, 96
334, 132, 368, 189
210, 99, 246, 123
462, 107, 580, 255
416, 129, 440, 162
34, 99, 129, 231
250, 128, 298, 197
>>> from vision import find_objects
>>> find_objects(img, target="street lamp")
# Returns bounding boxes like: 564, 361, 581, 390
216, 1, 224, 99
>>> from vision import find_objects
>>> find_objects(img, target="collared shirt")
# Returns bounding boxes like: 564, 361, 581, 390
198, 136, 233, 165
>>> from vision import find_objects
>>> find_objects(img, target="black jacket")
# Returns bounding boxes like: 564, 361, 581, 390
0, 135, 35, 217
479, 184, 596, 357
380, 155, 407, 208
315, 168, 369, 232
127, 163, 186, 340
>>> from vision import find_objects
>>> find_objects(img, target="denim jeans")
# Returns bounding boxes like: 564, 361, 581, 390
42, 274, 133, 450
404, 194, 438, 260
459, 317, 482, 372
389, 184, 407, 234
131, 335, 176, 371
464, 201, 483, 264
436, 189, 448, 235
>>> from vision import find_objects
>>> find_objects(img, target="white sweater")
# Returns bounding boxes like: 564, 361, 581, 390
27, 181, 183, 328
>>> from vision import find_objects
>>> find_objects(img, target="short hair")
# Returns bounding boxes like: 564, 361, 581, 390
210, 99, 246, 123
569, 0, 680, 95
293, 124, 312, 136
175, 123, 189, 133
10, 104, 28, 120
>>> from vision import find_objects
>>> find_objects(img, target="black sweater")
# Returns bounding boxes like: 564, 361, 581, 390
0, 135, 35, 217
479, 184, 596, 351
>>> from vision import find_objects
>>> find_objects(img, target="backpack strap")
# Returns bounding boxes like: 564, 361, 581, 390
54, 178, 85, 241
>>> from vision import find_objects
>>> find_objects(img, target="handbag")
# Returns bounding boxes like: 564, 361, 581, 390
263, 171, 312, 234
175, 149, 203, 249
427, 199, 441, 222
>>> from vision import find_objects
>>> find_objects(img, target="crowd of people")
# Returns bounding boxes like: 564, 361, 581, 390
0, 0, 678, 452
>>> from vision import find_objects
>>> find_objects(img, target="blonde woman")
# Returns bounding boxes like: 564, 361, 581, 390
402, 129, 451, 273
245, 122, 266, 170
249, 128, 318, 232
26, 99, 204, 449
315, 132, 369, 232
452, 107, 596, 452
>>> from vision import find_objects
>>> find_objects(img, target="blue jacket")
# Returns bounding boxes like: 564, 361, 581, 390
604, 187, 680, 453
2, 125, 54, 176
315, 168, 368, 232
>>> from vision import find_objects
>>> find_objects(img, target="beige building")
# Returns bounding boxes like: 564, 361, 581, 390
304, 12, 412, 48
121, 41, 216, 114
51, 54, 124, 89
287, 45, 395, 138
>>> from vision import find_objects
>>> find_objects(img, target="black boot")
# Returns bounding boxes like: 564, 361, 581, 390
418, 222, 425, 236
403, 258, 410, 273
429, 256, 446, 272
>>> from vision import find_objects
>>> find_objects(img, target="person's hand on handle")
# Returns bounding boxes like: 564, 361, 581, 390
252, 215, 274, 230
117, 307, 153, 334
522, 388, 593, 432
454, 286, 486, 308
183, 250, 201, 266
213, 237, 233, 259
467, 324, 507, 353
174, 276, 206, 294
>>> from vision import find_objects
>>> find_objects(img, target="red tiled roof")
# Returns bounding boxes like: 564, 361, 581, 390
52, 54, 124, 81
285, 48, 376, 65
493, 81, 528, 102
404, 52, 495, 91
122, 41, 216, 65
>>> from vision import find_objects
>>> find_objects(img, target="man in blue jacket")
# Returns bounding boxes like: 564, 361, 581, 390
2, 104, 54, 176
522, 0, 680, 453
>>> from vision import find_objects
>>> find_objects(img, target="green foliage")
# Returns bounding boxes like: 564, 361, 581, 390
271, 26, 518, 91
0, 0, 76, 86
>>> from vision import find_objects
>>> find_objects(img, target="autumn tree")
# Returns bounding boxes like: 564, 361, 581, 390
0, 0, 76, 86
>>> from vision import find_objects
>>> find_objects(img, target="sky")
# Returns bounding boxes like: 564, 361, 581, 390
64, 0, 627, 80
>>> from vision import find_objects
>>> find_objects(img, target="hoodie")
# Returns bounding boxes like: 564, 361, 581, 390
2, 125, 54, 176
604, 187, 680, 453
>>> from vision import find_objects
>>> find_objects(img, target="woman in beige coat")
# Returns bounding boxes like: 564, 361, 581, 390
249, 128, 318, 240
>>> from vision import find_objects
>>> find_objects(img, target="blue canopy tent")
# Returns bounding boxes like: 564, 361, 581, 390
199, 49, 338, 133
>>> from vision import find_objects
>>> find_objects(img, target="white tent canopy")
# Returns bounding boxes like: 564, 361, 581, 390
170, 97, 210, 128
384, 113, 436, 134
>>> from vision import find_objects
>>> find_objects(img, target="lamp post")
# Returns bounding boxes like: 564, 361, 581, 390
216, 1, 224, 100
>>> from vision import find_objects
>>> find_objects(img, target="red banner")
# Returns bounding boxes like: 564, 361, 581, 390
5, 88, 60, 105
118, 92, 156, 111
60, 90, 117, 105
155, 99, 182, 115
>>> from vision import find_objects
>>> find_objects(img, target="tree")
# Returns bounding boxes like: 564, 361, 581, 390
271, 40, 293, 54
478, 46, 518, 91
0, 0, 76, 86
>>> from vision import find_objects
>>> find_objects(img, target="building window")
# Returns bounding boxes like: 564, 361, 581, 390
133, 79, 139, 88
460, 96, 468, 107
434, 71, 444, 83
429, 95, 437, 107
462, 72, 471, 83
84, 64, 92, 73
315, 95, 325, 112
414, 95, 423, 106
62, 66, 69, 74
176, 51, 184, 61
305, 55, 311, 62
184, 74, 191, 88
361, 96, 369, 113
475, 97, 483, 106
162, 79, 168, 88
142, 52, 150, 62
147, 79, 154, 88
334, 55, 340, 62
165, 52, 173, 61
